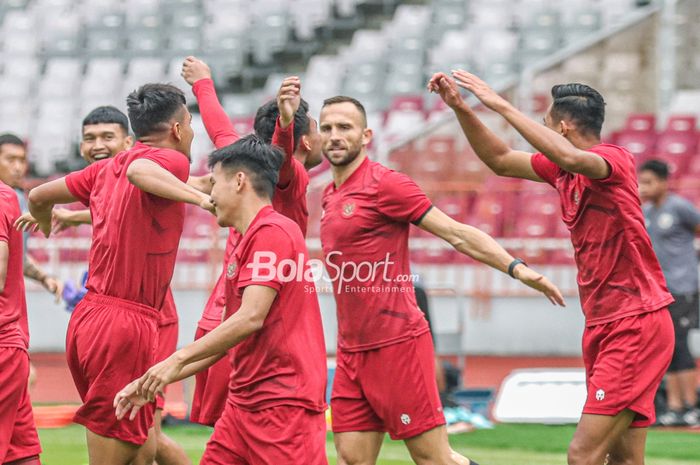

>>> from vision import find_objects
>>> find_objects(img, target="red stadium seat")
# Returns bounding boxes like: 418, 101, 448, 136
389, 95, 424, 113
654, 132, 698, 174
624, 113, 656, 132
432, 193, 471, 222
666, 115, 697, 133
614, 130, 657, 162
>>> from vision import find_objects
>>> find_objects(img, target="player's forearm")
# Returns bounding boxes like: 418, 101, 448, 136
192, 78, 239, 149
23, 256, 49, 285
272, 118, 295, 188
452, 103, 515, 175
498, 104, 583, 171
67, 210, 92, 225
450, 223, 514, 273
187, 175, 212, 195
172, 309, 265, 367
127, 160, 208, 206
28, 179, 76, 226
172, 353, 225, 383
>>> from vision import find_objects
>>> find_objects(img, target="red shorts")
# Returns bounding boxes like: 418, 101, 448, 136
200, 401, 327, 465
190, 326, 231, 426
155, 321, 179, 410
0, 348, 41, 463
331, 331, 445, 440
582, 308, 674, 428
66, 293, 159, 445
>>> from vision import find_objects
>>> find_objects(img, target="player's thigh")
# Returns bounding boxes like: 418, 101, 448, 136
568, 410, 635, 465
607, 427, 647, 465
85, 429, 140, 465
334, 431, 385, 465
403, 425, 454, 465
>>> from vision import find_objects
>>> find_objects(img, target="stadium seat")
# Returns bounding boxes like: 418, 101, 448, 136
666, 115, 698, 133
614, 130, 657, 161
623, 113, 656, 132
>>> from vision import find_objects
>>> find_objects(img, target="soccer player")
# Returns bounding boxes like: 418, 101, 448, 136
318, 95, 564, 465
181, 57, 317, 426
0, 134, 62, 301
1, 157, 41, 465
639, 159, 700, 426
24, 84, 212, 465
429, 71, 674, 465
114, 135, 328, 465
17, 106, 191, 464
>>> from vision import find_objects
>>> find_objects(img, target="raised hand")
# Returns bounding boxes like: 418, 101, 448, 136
114, 380, 150, 421
277, 76, 301, 128
427, 72, 466, 110
451, 69, 510, 113
181, 56, 212, 86
513, 264, 566, 307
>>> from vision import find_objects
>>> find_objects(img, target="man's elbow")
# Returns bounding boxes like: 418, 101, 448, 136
28, 188, 49, 210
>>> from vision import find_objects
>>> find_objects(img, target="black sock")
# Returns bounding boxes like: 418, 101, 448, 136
470, 461, 480, 465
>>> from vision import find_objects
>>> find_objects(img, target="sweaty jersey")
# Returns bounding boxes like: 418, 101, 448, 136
531, 144, 673, 326
66, 142, 190, 309
320, 157, 432, 351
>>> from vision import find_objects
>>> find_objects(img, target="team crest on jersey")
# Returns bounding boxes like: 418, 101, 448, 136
226, 261, 237, 278
342, 202, 356, 217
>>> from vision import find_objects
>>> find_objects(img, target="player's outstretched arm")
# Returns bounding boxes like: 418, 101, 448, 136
274, 76, 301, 188
126, 159, 214, 212
186, 174, 213, 195
428, 72, 542, 182
451, 70, 610, 180
182, 56, 239, 149
418, 207, 565, 306
25, 178, 78, 238
131, 285, 277, 402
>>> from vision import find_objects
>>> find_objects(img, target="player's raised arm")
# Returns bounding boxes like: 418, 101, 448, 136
418, 206, 565, 306
26, 178, 79, 237
273, 76, 300, 188
126, 159, 214, 212
182, 56, 239, 149
451, 70, 610, 180
428, 72, 542, 181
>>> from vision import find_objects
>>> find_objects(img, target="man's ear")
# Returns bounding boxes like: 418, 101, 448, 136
172, 121, 182, 142
362, 127, 373, 147
301, 134, 311, 152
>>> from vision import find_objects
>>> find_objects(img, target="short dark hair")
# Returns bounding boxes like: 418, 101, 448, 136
322, 95, 367, 126
0, 133, 25, 151
208, 135, 284, 199
550, 83, 606, 138
126, 83, 186, 138
640, 159, 669, 180
254, 99, 310, 151
82, 106, 130, 134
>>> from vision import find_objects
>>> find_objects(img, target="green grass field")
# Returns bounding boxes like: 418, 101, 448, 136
38, 423, 700, 465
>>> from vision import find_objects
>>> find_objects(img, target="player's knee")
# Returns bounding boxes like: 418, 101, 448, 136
335, 447, 375, 465
408, 447, 453, 465
607, 451, 639, 465
567, 440, 592, 465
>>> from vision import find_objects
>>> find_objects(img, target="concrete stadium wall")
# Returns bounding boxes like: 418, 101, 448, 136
27, 290, 700, 357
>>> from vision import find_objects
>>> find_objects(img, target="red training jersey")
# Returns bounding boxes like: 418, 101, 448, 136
224, 205, 326, 412
320, 157, 432, 351
193, 78, 309, 235
198, 228, 241, 331
65, 142, 190, 309
0, 182, 28, 349
531, 144, 673, 326
159, 288, 178, 327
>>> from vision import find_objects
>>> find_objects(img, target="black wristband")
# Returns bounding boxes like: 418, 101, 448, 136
507, 258, 527, 278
